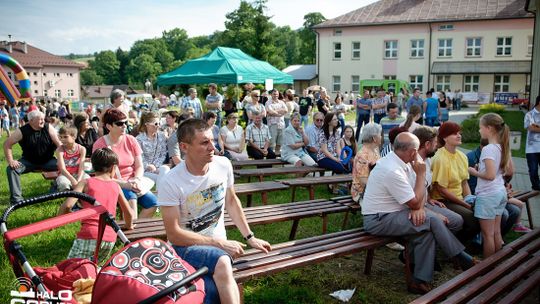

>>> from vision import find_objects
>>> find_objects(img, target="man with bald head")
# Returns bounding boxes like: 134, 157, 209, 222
362, 132, 474, 294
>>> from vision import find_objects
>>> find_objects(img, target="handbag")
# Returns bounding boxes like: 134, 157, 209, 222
104, 135, 155, 197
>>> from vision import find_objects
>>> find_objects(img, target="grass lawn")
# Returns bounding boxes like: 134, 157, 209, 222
0, 130, 528, 303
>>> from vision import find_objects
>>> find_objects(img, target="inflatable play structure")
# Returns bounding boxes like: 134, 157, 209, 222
0, 53, 32, 106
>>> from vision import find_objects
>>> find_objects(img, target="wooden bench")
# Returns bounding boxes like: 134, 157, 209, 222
410, 227, 540, 304
510, 190, 539, 229
234, 166, 326, 182
278, 174, 353, 201
232, 228, 397, 301
121, 196, 359, 241
234, 181, 290, 207
42, 171, 59, 180
232, 159, 288, 169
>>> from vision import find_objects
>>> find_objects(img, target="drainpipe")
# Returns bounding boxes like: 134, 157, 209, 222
314, 28, 320, 85
427, 22, 433, 90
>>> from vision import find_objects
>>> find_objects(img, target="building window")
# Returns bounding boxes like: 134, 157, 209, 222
384, 40, 398, 59
438, 24, 454, 31
333, 29, 342, 36
438, 39, 452, 57
333, 42, 342, 60
494, 75, 510, 92
44, 91, 48, 97
55, 73, 61, 77
528, 36, 533, 56
409, 75, 423, 91
332, 75, 341, 92
464, 75, 480, 92
383, 75, 397, 80
34, 90, 38, 94
351, 42, 361, 59
436, 75, 451, 92
54, 89, 61, 98
7, 71, 14, 81
67, 89, 75, 97
68, 73, 73, 77
33, 72, 37, 76
351, 75, 360, 92
466, 38, 482, 57
43, 73, 47, 76
496, 37, 512, 56
410, 39, 424, 58
33, 81, 38, 85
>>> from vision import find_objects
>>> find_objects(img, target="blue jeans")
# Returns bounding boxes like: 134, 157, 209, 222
300, 115, 309, 128
338, 117, 345, 131
356, 112, 370, 140
7, 157, 57, 204
502, 203, 520, 236
526, 152, 540, 190
214, 111, 223, 128
425, 117, 437, 127
373, 113, 386, 124
122, 189, 158, 209
173, 245, 231, 304
317, 157, 349, 174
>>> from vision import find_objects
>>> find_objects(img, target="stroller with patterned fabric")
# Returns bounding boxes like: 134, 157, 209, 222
1, 191, 207, 304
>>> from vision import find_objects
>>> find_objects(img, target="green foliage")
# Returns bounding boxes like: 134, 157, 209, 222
90, 50, 120, 84
298, 12, 327, 64
460, 117, 480, 143
126, 54, 162, 85
478, 103, 506, 114
80, 69, 103, 85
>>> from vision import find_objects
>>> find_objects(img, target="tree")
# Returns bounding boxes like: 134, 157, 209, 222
273, 26, 300, 66
125, 54, 162, 86
115, 47, 130, 84
80, 69, 103, 85
130, 38, 175, 72
162, 28, 193, 61
298, 12, 326, 64
90, 50, 120, 84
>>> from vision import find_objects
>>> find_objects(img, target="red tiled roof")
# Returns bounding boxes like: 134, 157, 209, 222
0, 41, 83, 69
315, 0, 533, 28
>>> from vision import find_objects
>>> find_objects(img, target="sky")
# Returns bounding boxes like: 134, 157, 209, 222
2, 0, 378, 55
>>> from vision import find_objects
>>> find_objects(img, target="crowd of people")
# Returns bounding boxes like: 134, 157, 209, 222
1, 82, 538, 302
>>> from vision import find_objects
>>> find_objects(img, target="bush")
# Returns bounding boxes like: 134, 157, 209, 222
479, 103, 506, 114
461, 117, 480, 143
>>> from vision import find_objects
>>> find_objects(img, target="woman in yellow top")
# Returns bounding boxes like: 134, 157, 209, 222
430, 122, 479, 241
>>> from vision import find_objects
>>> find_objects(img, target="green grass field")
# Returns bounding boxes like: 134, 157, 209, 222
0, 125, 527, 303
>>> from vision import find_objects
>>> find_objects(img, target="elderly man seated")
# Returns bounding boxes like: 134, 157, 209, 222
361, 132, 475, 294
245, 112, 276, 160
4, 110, 60, 204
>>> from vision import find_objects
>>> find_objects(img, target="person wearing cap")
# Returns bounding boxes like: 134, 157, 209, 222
430, 122, 479, 242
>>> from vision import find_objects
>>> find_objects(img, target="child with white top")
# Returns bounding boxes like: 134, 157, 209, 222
468, 113, 510, 258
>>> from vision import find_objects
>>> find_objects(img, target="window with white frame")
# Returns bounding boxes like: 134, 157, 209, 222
466, 38, 482, 57
55, 73, 61, 77
351, 75, 360, 92
383, 75, 396, 80
384, 40, 398, 59
333, 42, 342, 60
34, 90, 38, 94
410, 39, 424, 58
409, 75, 423, 91
528, 36, 533, 56
54, 89, 61, 97
333, 29, 342, 36
351, 42, 361, 59
332, 76, 341, 92
438, 24, 454, 31
436, 75, 451, 91
496, 37, 512, 56
67, 89, 74, 97
44, 91, 48, 97
464, 75, 479, 92
438, 39, 452, 57
494, 75, 510, 92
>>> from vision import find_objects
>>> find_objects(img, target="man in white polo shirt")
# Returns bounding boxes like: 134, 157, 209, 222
362, 132, 474, 294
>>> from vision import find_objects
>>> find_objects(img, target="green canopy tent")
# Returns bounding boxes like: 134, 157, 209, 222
157, 47, 293, 85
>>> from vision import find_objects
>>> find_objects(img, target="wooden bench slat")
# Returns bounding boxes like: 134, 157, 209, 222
467, 251, 540, 304
496, 269, 540, 304
232, 159, 287, 168
234, 181, 290, 194
278, 174, 352, 186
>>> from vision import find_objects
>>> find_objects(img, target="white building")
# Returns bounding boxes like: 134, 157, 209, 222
313, 0, 534, 102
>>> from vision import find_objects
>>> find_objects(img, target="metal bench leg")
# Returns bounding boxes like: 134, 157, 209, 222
364, 249, 374, 275
525, 199, 534, 229
289, 219, 300, 240
322, 215, 328, 234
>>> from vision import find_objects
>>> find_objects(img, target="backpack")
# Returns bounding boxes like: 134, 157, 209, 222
58, 106, 67, 118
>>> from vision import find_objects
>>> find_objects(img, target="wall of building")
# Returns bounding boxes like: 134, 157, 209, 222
316, 18, 533, 99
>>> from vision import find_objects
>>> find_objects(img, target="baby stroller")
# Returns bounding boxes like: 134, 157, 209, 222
1, 191, 207, 304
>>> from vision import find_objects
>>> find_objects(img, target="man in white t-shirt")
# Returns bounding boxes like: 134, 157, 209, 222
158, 119, 271, 303
362, 132, 474, 294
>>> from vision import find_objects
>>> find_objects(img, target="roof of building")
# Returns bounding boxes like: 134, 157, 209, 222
315, 0, 533, 29
282, 65, 317, 80
0, 41, 83, 69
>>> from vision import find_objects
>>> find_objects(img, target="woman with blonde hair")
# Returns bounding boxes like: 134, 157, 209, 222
220, 112, 248, 161
351, 123, 382, 202
400, 104, 422, 132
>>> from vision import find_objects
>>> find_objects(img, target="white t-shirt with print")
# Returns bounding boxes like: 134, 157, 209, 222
157, 156, 234, 239
475, 144, 505, 196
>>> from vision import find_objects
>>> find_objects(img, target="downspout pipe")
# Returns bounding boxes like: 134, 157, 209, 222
427, 22, 433, 91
